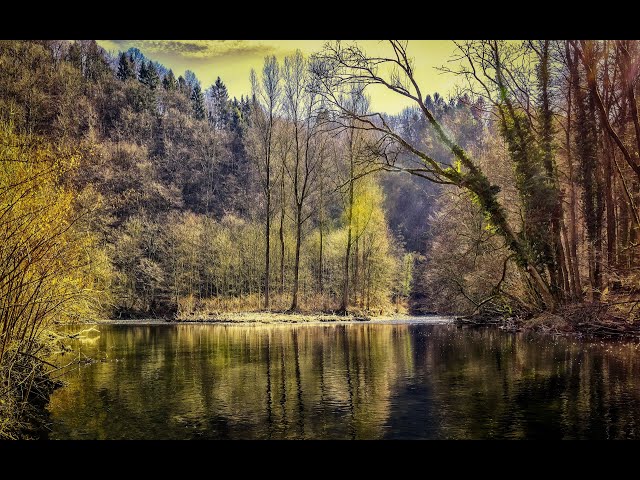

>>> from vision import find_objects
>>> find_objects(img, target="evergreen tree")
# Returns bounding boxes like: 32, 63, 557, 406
184, 70, 200, 92
208, 76, 230, 128
163, 69, 178, 90
66, 41, 82, 71
84, 40, 111, 81
191, 84, 206, 120
116, 51, 135, 81
241, 95, 251, 119
138, 60, 148, 84
140, 60, 160, 89
178, 75, 189, 96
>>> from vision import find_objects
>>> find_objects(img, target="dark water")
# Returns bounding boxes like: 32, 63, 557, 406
48, 321, 640, 439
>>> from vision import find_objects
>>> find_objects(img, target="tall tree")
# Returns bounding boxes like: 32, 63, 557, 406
163, 69, 178, 90
208, 76, 230, 129
178, 75, 188, 95
250, 56, 281, 309
117, 51, 135, 81
283, 50, 322, 311
337, 85, 369, 313
140, 60, 160, 89
191, 83, 206, 120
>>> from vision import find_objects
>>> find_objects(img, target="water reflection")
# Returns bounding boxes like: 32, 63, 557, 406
48, 323, 640, 439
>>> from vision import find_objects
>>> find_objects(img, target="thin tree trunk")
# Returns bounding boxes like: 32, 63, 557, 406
565, 61, 582, 298
264, 193, 271, 309
618, 186, 630, 269
590, 90, 604, 299
340, 170, 354, 314
279, 162, 286, 296
353, 236, 360, 308
290, 204, 302, 311
604, 134, 617, 278
318, 173, 324, 298
560, 221, 573, 295
319, 225, 323, 295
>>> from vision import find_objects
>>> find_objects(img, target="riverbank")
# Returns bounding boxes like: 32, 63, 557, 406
455, 302, 640, 338
179, 311, 373, 323
0, 345, 62, 439
92, 312, 453, 326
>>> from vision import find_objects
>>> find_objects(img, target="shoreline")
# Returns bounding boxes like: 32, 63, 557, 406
60, 313, 455, 327
58, 309, 640, 339
455, 311, 640, 339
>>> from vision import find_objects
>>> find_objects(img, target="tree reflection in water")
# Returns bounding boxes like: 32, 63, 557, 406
48, 323, 640, 439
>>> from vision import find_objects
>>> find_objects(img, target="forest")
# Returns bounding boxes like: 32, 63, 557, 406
2, 39, 640, 438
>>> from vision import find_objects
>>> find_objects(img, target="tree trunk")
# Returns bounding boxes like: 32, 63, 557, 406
604, 134, 616, 278
560, 222, 572, 295
339, 173, 354, 314
318, 225, 323, 295
353, 237, 360, 308
290, 203, 302, 311
538, 40, 565, 298
619, 187, 630, 269
566, 89, 582, 298
264, 193, 271, 309
589, 88, 605, 299
318, 174, 324, 298
279, 162, 286, 296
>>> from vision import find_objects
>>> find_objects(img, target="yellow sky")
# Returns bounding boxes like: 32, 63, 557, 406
97, 40, 461, 114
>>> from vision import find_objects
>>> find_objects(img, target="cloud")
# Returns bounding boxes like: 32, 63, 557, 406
108, 40, 276, 60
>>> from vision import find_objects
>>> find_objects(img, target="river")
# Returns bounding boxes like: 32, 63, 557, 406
47, 319, 640, 439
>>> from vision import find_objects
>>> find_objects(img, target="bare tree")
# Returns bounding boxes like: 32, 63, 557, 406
332, 84, 371, 313
312, 40, 556, 308
250, 55, 281, 309
282, 50, 323, 311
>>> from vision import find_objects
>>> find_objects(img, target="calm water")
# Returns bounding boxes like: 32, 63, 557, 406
48, 321, 640, 439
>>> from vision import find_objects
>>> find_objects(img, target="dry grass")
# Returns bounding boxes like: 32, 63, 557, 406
177, 293, 407, 322
177, 311, 370, 323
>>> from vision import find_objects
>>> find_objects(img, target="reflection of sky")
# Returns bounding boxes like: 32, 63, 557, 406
96, 40, 461, 115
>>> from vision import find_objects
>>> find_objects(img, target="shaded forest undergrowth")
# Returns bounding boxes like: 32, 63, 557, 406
457, 294, 640, 338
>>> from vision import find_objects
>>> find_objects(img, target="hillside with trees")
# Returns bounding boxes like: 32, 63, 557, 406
0, 41, 435, 325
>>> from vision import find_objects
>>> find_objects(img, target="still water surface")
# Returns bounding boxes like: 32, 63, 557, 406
48, 321, 640, 439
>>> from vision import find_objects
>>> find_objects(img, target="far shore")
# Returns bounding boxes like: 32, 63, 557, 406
68, 312, 455, 326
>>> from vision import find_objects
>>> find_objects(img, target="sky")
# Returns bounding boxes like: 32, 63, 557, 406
96, 40, 462, 114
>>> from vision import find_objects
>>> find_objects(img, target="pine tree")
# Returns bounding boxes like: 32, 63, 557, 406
191, 84, 206, 120
148, 62, 160, 89
84, 40, 110, 81
209, 76, 230, 128
140, 60, 160, 89
184, 70, 200, 92
117, 51, 135, 81
163, 69, 178, 90
138, 60, 148, 84
178, 75, 188, 96
67, 41, 82, 71
240, 95, 251, 119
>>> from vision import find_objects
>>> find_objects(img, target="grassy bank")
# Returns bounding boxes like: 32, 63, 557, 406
169, 293, 410, 324
175, 311, 373, 323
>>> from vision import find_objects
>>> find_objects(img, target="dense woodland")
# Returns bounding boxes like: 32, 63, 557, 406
3, 39, 640, 436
